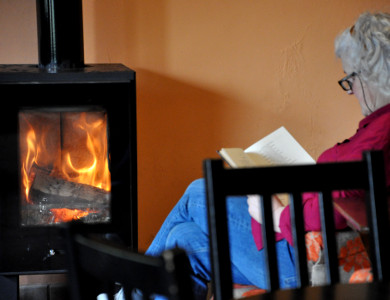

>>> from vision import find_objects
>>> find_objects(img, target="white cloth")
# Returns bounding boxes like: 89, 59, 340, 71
247, 195, 284, 233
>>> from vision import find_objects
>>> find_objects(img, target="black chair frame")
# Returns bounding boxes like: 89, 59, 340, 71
65, 222, 194, 300
204, 151, 389, 300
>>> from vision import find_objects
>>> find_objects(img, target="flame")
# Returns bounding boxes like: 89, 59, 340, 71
21, 125, 51, 202
22, 129, 37, 202
50, 208, 97, 223
20, 112, 111, 221
61, 114, 111, 191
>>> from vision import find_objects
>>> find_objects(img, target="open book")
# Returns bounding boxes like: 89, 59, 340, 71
217, 127, 315, 206
218, 126, 315, 168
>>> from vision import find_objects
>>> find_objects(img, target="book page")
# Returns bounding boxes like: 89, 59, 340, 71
218, 127, 314, 207
244, 126, 315, 165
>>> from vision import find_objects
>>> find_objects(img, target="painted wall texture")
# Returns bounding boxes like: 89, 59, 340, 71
1, 0, 390, 250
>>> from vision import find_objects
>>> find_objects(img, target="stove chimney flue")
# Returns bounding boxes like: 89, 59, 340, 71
36, 0, 85, 72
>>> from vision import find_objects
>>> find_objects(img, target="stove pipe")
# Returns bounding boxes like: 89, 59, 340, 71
36, 0, 85, 72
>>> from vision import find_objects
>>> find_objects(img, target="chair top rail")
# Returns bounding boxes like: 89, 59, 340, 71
74, 233, 176, 295
205, 159, 373, 196
75, 234, 162, 268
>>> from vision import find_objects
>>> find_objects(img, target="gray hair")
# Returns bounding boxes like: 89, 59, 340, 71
335, 12, 390, 110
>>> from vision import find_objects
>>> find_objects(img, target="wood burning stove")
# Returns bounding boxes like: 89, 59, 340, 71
0, 0, 137, 297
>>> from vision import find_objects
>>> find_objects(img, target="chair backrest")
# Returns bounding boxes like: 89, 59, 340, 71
204, 151, 389, 300
65, 222, 194, 300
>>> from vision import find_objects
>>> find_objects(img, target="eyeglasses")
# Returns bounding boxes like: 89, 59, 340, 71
338, 72, 357, 93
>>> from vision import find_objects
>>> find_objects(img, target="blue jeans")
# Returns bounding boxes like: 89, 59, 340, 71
144, 179, 297, 300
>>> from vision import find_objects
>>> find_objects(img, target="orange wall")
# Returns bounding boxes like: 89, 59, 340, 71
1, 0, 390, 251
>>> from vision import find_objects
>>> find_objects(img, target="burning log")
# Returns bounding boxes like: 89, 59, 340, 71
28, 166, 110, 209
22, 164, 110, 225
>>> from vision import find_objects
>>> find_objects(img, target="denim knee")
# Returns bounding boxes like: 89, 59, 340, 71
165, 223, 186, 250
184, 178, 205, 194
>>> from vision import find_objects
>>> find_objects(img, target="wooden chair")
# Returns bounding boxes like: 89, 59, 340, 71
65, 222, 194, 300
204, 151, 389, 300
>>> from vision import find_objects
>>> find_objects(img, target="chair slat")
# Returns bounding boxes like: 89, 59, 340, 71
261, 193, 279, 291
364, 151, 389, 281
290, 192, 309, 288
319, 190, 339, 284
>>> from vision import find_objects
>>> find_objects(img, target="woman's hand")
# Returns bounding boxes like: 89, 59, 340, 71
247, 195, 285, 233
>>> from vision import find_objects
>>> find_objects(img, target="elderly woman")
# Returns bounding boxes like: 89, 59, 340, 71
133, 12, 390, 300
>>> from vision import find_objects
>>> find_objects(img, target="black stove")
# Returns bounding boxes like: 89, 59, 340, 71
0, 1, 137, 297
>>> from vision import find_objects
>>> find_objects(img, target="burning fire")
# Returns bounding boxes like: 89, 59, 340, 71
20, 111, 111, 223
50, 208, 97, 223
21, 123, 52, 203
60, 113, 111, 192
22, 128, 38, 202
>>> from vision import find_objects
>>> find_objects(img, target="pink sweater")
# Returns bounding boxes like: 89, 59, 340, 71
252, 103, 390, 250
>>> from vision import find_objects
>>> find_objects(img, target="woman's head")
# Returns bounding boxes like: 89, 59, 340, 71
335, 12, 390, 115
